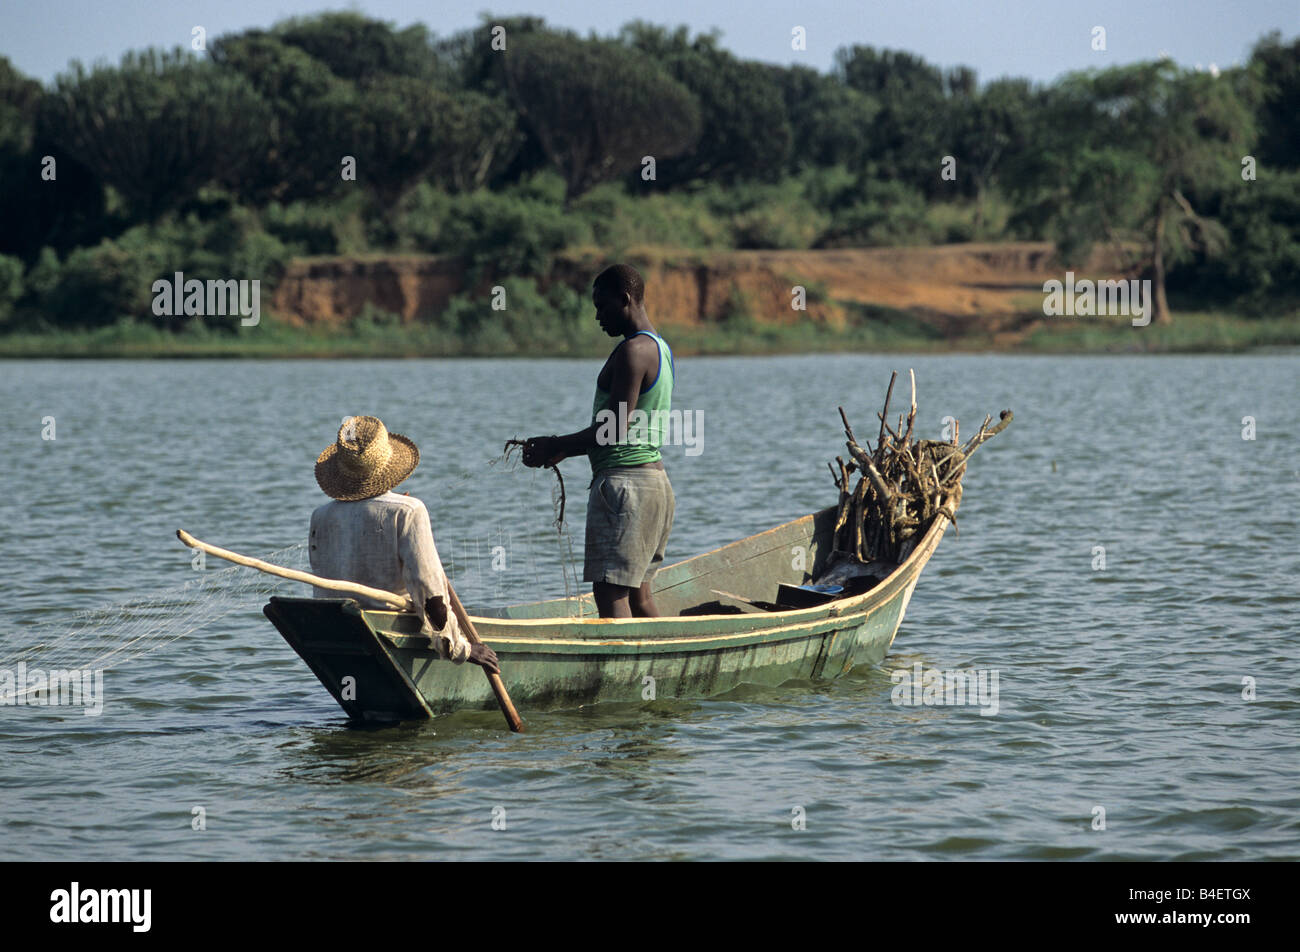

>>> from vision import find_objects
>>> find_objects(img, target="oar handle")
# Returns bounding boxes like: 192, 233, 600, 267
445, 582, 524, 733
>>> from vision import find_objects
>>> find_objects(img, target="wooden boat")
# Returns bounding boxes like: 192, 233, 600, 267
262, 503, 951, 723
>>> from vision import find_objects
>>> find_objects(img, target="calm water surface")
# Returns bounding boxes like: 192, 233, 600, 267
1, 354, 1297, 860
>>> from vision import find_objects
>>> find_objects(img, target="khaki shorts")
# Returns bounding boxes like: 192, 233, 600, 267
584, 466, 675, 588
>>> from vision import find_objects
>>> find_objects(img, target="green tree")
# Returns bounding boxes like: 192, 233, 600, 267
1248, 32, 1300, 169
317, 76, 508, 209
947, 77, 1038, 229
435, 14, 550, 95
274, 12, 436, 81
773, 64, 878, 174
1183, 169, 1300, 309
430, 91, 524, 193
1006, 61, 1254, 324
0, 254, 23, 326
835, 46, 949, 194
502, 32, 701, 203
0, 55, 41, 152
210, 31, 350, 203
434, 15, 552, 186
0, 56, 107, 259
39, 49, 271, 221
619, 22, 790, 185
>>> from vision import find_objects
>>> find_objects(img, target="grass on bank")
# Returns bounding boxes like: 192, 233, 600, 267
0, 303, 1297, 358
1019, 310, 1300, 353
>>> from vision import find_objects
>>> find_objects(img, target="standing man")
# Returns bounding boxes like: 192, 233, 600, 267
310, 414, 499, 673
522, 264, 675, 618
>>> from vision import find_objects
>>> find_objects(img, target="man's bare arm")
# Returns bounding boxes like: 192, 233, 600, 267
522, 337, 655, 467
425, 595, 499, 674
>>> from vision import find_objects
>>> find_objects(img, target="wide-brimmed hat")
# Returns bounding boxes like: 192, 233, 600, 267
315, 415, 420, 501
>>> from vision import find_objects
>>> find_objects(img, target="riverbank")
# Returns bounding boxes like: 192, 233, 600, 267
4, 243, 1296, 357
2, 308, 1297, 357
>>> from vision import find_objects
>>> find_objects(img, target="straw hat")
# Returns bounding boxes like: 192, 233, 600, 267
315, 415, 420, 501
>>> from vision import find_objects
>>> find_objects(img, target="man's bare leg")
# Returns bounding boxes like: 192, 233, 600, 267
629, 580, 660, 618
594, 582, 633, 618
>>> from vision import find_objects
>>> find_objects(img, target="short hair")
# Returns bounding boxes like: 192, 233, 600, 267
593, 264, 645, 304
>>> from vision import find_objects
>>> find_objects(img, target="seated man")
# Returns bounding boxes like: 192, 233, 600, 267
309, 414, 498, 674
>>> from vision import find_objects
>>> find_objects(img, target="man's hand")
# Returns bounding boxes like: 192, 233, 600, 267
522, 435, 564, 468
469, 643, 500, 675
424, 594, 449, 631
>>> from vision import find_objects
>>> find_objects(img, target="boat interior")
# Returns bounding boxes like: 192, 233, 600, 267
479, 505, 897, 621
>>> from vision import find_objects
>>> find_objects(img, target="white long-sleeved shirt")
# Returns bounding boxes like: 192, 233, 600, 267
308, 491, 471, 663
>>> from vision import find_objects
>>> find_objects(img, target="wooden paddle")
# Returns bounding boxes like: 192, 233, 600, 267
177, 529, 524, 733
442, 582, 523, 733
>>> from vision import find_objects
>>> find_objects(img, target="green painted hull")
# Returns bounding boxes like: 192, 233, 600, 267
264, 505, 950, 722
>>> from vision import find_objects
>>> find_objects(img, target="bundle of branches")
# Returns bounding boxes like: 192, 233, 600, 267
828, 370, 1012, 566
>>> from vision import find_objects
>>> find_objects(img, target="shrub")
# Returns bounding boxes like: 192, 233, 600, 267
425, 189, 589, 282
0, 254, 23, 325
435, 275, 599, 355
263, 199, 351, 256
34, 240, 154, 328
818, 179, 934, 247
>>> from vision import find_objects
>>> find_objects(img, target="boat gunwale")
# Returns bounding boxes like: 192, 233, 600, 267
362, 507, 951, 649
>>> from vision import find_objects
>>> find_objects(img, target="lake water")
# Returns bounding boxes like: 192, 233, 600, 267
1, 353, 1297, 860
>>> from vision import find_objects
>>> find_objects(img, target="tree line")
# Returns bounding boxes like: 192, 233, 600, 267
0, 12, 1296, 331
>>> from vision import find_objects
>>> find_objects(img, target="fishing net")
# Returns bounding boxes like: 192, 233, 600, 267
1, 445, 593, 697
0, 543, 311, 700
435, 443, 586, 611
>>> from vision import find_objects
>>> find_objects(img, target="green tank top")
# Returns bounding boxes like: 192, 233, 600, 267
589, 331, 675, 474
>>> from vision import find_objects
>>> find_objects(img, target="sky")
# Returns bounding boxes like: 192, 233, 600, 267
2, 0, 1297, 86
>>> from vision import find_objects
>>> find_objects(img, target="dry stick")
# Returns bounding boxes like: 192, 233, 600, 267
903, 369, 917, 445
900, 452, 928, 519
876, 412, 903, 445
877, 371, 898, 457
838, 406, 855, 441
838, 405, 870, 455
833, 375, 1011, 566
935, 443, 964, 478
832, 469, 852, 548
852, 478, 868, 561
962, 414, 993, 456
831, 457, 852, 544
961, 410, 1014, 460
177, 529, 412, 610
847, 439, 893, 503
834, 491, 852, 546
837, 378, 1010, 566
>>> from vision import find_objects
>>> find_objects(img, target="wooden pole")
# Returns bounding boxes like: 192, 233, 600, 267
177, 529, 524, 733
177, 529, 412, 609
444, 582, 524, 733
